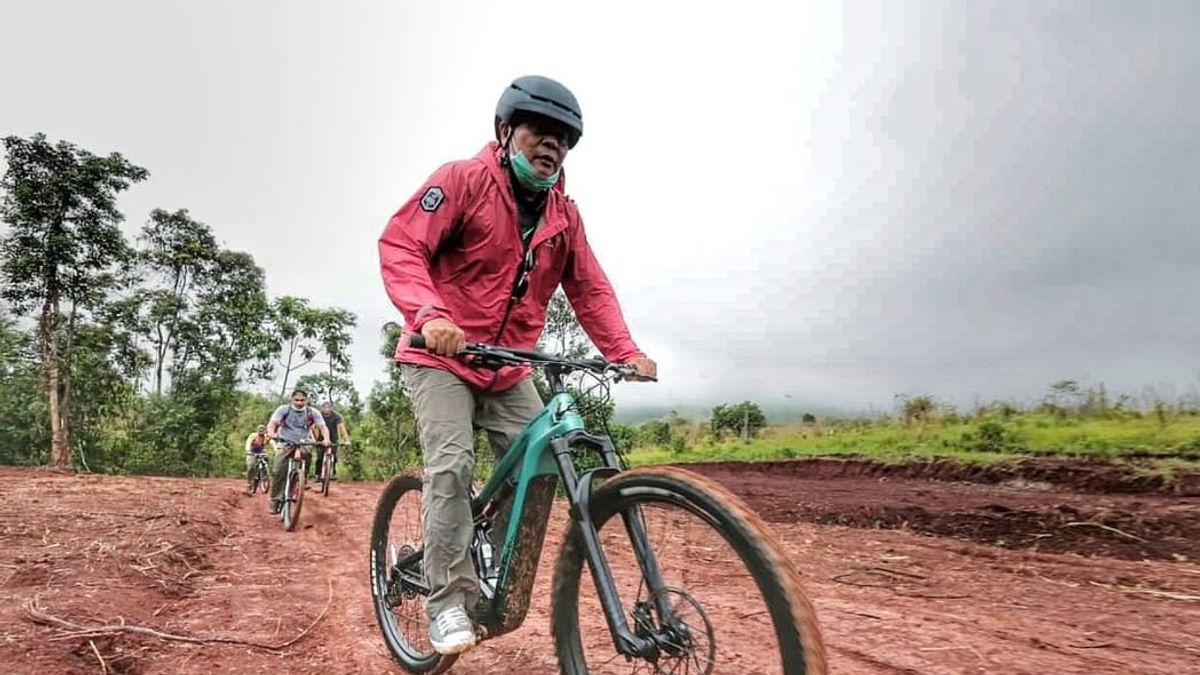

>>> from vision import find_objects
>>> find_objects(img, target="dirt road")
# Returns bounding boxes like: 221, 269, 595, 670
1, 461, 1197, 674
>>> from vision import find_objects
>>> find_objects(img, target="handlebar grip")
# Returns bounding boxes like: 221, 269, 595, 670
407, 334, 426, 350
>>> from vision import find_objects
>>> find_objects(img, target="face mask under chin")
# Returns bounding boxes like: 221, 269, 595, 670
508, 149, 559, 191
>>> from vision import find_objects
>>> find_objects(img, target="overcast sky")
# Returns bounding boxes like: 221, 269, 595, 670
2, 1, 1197, 414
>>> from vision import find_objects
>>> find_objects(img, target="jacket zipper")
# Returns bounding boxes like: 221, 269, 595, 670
483, 226, 536, 392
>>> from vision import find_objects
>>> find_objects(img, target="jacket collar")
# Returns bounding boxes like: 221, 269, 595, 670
477, 142, 571, 248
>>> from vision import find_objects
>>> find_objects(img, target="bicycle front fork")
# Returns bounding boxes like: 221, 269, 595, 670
550, 436, 674, 660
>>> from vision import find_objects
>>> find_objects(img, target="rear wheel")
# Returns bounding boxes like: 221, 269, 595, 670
551, 466, 828, 674
283, 464, 305, 532
369, 473, 456, 674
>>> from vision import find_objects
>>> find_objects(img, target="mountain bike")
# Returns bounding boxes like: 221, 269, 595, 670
248, 453, 271, 494
318, 442, 346, 497
277, 440, 323, 532
369, 338, 827, 674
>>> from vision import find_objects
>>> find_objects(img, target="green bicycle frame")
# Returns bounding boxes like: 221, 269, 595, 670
386, 344, 671, 658
468, 389, 586, 636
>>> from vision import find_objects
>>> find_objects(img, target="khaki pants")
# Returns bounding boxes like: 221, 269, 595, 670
270, 444, 311, 503
402, 365, 543, 620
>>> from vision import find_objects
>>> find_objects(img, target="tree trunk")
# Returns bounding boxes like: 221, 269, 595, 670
279, 340, 295, 398
59, 302, 77, 458
41, 298, 69, 468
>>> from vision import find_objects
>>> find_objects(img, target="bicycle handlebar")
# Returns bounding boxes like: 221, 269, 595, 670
406, 334, 655, 382
270, 439, 341, 447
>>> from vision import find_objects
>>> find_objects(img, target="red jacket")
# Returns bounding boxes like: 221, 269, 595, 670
379, 142, 644, 392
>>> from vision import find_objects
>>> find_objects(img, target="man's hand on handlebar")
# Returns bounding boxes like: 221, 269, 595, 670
625, 356, 658, 382
421, 318, 466, 357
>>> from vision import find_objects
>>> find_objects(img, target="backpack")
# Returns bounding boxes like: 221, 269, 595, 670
281, 406, 316, 427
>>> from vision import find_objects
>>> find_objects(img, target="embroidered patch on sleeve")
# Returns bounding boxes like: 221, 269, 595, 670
420, 186, 445, 212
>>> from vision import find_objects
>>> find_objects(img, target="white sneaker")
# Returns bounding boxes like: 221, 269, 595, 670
429, 605, 476, 655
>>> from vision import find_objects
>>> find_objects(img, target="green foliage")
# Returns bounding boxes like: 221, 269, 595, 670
710, 401, 766, 440
897, 394, 937, 425
960, 420, 1023, 453
0, 311, 45, 465
1, 133, 149, 467
0, 133, 148, 314
135, 207, 274, 391
270, 296, 356, 397
639, 419, 672, 446
0, 133, 364, 477
296, 372, 362, 412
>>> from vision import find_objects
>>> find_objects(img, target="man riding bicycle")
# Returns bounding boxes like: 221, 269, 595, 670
265, 388, 329, 514
378, 74, 656, 655
312, 400, 351, 481
244, 424, 276, 492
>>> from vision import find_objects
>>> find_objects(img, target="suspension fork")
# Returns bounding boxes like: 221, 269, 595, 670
552, 437, 672, 659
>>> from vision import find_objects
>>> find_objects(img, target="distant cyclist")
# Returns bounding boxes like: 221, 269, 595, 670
265, 388, 329, 514
312, 400, 351, 481
244, 424, 276, 492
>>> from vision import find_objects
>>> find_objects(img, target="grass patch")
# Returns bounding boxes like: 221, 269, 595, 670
624, 412, 1200, 473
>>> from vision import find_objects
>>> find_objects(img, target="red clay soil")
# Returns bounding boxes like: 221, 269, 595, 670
0, 461, 1197, 674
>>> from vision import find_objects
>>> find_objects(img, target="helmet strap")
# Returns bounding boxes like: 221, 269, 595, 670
499, 128, 513, 166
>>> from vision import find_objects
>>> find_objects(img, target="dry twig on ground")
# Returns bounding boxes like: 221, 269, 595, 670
25, 579, 333, 651
1060, 521, 1146, 542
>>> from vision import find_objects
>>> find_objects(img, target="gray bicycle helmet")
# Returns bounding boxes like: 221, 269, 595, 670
494, 75, 583, 148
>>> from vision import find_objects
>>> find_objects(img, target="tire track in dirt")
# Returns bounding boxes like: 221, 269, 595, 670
212, 479, 398, 673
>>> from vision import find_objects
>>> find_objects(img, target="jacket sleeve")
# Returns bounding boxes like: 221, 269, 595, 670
560, 215, 645, 362
378, 162, 471, 331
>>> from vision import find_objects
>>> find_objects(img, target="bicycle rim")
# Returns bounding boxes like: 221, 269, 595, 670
369, 474, 454, 673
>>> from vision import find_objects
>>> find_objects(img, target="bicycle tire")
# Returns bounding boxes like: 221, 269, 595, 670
551, 466, 828, 675
284, 467, 305, 532
251, 465, 266, 494
321, 452, 332, 497
369, 473, 456, 674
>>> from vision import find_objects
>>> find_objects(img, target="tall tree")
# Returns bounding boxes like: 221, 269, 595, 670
133, 210, 275, 393
0, 133, 147, 467
270, 296, 356, 397
541, 289, 590, 359
136, 208, 218, 394
295, 372, 360, 409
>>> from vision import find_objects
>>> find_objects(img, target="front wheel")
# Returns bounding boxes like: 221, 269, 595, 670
283, 464, 305, 532
551, 466, 828, 675
369, 473, 456, 674
321, 451, 333, 497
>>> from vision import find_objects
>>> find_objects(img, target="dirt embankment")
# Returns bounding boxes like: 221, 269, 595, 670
678, 458, 1200, 561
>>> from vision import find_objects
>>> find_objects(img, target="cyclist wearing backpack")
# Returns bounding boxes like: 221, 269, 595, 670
312, 400, 351, 481
378, 75, 656, 655
265, 388, 329, 514
244, 424, 276, 492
